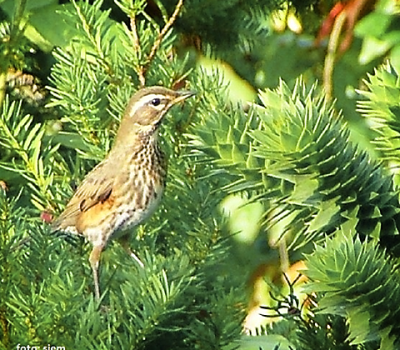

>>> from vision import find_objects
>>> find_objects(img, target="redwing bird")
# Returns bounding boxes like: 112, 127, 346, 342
51, 86, 195, 300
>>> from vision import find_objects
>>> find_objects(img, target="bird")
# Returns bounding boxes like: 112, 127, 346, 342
51, 86, 195, 300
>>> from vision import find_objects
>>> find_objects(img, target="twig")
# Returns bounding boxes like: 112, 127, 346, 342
141, 0, 185, 82
323, 10, 347, 100
130, 15, 141, 56
10, 0, 27, 37
130, 14, 145, 87
0, 72, 7, 112
0, 0, 27, 110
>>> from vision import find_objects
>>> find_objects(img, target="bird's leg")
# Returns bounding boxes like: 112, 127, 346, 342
89, 245, 104, 301
119, 236, 144, 268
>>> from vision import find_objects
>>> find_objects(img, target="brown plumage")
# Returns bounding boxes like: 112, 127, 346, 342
51, 86, 195, 300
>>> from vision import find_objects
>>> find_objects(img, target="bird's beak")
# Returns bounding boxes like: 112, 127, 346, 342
172, 90, 196, 105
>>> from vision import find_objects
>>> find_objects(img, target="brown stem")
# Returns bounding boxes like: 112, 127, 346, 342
142, 0, 184, 82
0, 72, 6, 111
0, 0, 27, 110
130, 15, 146, 87
323, 10, 347, 100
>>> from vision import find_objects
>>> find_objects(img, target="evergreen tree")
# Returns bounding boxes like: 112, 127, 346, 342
1, 0, 400, 349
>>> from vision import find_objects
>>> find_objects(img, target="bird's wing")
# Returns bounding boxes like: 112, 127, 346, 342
51, 160, 115, 233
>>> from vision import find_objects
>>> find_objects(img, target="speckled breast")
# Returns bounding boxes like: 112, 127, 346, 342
109, 142, 167, 239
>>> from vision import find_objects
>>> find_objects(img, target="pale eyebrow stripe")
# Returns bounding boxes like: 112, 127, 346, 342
128, 94, 167, 117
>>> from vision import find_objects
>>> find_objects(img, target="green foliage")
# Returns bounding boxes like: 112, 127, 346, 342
0, 1, 245, 349
189, 65, 400, 348
188, 75, 263, 191
0, 96, 60, 211
191, 78, 400, 253
358, 64, 400, 182
2, 0, 400, 349
355, 0, 400, 71
304, 233, 400, 349
294, 314, 371, 350
0, 200, 243, 349
163, 0, 284, 49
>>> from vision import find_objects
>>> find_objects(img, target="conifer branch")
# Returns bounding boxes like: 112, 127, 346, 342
148, 0, 184, 64
129, 0, 184, 86
0, 0, 27, 110
130, 14, 145, 86
141, 0, 184, 86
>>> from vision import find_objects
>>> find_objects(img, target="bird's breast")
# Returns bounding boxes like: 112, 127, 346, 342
110, 144, 167, 234
79, 142, 167, 246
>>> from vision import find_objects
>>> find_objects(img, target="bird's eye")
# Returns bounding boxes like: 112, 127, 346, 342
151, 98, 161, 106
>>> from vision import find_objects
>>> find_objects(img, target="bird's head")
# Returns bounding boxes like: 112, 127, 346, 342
123, 85, 194, 129
113, 86, 194, 148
